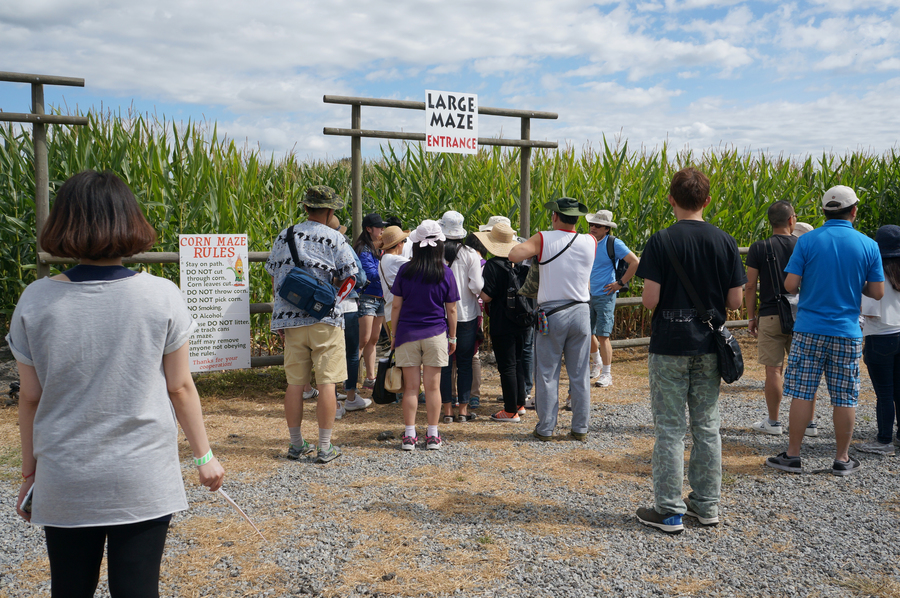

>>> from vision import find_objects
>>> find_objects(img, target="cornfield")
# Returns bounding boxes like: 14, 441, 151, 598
2, 111, 899, 345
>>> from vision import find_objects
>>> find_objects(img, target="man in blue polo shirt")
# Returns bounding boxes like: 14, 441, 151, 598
586, 210, 639, 387
766, 185, 884, 476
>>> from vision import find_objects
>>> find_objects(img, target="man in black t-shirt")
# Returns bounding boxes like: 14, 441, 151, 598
634, 168, 746, 535
745, 201, 815, 438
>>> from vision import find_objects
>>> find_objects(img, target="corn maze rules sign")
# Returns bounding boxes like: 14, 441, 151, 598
179, 234, 251, 372
425, 90, 478, 155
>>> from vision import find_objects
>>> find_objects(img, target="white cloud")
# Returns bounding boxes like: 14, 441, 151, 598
2, 0, 900, 159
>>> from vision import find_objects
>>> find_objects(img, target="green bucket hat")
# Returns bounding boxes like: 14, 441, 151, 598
302, 185, 344, 210
544, 196, 589, 217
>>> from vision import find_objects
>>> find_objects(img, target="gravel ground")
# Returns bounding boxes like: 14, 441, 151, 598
1, 331, 899, 597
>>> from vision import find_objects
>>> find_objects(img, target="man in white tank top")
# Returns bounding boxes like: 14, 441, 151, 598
508, 197, 596, 440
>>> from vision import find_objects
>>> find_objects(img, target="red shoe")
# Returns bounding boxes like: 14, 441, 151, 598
491, 410, 521, 423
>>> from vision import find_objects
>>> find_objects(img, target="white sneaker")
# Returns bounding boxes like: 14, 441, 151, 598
344, 396, 373, 411
334, 401, 346, 420
750, 419, 783, 435
596, 374, 612, 388
590, 362, 602, 379
524, 395, 536, 410
302, 388, 319, 400
804, 422, 819, 437
337, 391, 347, 401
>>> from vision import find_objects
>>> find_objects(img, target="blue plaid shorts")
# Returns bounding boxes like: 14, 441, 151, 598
784, 332, 862, 407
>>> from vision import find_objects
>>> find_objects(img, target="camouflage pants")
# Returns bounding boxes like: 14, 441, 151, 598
648, 353, 721, 519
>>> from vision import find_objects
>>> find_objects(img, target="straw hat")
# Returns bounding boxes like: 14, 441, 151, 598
326, 214, 347, 235
474, 222, 519, 258
380, 226, 409, 251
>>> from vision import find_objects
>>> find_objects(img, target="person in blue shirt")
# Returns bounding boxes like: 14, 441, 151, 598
767, 185, 884, 476
585, 210, 639, 388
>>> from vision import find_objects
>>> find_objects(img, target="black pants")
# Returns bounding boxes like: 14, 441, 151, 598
45, 519, 170, 598
492, 329, 527, 414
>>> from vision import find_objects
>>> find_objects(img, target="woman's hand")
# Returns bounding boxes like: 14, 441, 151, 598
16, 478, 34, 522
198, 457, 225, 492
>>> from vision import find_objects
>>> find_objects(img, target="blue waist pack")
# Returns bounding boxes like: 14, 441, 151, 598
278, 224, 337, 320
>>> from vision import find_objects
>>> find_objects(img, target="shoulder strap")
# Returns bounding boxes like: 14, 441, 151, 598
286, 225, 301, 267
607, 235, 616, 263
538, 232, 578, 265
659, 228, 713, 325
764, 238, 786, 296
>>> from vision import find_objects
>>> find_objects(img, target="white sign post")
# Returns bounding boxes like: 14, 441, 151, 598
425, 90, 478, 155
179, 234, 251, 372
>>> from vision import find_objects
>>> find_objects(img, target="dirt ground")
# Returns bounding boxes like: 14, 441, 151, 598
0, 334, 893, 597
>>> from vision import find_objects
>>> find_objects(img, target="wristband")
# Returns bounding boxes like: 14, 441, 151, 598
194, 450, 213, 467
23, 470, 35, 480
448, 337, 457, 344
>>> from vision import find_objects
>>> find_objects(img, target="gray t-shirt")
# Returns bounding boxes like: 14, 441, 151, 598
6, 273, 195, 527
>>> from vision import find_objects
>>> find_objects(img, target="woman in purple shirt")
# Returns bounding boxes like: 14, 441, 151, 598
391, 220, 460, 451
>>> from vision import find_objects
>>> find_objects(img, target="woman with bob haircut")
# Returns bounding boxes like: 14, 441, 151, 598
8, 170, 224, 596
390, 220, 459, 451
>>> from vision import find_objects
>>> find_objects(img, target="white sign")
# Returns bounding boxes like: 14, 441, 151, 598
179, 234, 251, 372
425, 90, 478, 155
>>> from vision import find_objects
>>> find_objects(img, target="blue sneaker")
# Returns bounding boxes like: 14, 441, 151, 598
636, 507, 684, 534
469, 396, 481, 408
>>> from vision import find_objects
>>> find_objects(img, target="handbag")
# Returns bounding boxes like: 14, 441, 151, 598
385, 360, 404, 393
373, 350, 400, 404
765, 238, 796, 335
278, 225, 338, 320
659, 229, 744, 384
518, 232, 578, 299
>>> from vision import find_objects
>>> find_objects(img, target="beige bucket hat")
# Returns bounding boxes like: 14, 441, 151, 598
380, 226, 410, 250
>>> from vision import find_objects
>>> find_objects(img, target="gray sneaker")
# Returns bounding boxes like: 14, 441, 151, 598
287, 440, 315, 460
856, 440, 895, 456
315, 444, 342, 464
766, 452, 802, 473
832, 456, 861, 476
804, 422, 819, 437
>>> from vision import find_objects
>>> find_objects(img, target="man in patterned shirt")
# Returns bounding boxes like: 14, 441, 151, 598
265, 186, 358, 464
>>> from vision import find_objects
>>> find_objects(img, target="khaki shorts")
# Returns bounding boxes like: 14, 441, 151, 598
757, 315, 792, 367
395, 333, 449, 368
284, 323, 347, 386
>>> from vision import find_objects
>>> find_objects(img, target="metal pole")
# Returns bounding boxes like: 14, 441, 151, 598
32, 83, 50, 279
520, 117, 532, 238
351, 104, 362, 242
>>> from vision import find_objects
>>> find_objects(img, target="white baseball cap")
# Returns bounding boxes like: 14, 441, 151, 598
822, 185, 859, 211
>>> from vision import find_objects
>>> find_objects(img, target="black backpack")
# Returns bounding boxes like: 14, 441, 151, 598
606, 235, 630, 292
504, 261, 536, 328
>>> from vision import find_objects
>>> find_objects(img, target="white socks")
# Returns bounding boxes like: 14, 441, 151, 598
289, 427, 304, 448
318, 428, 332, 451
591, 351, 601, 366
602, 365, 611, 376
427, 425, 439, 438
405, 425, 417, 438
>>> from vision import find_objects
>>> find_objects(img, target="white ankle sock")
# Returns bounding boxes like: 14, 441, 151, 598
289, 427, 303, 447
427, 425, 439, 438
591, 351, 601, 365
405, 425, 417, 438
602, 365, 611, 376
318, 428, 332, 451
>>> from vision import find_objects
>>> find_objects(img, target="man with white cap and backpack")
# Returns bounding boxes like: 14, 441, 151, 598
585, 209, 640, 388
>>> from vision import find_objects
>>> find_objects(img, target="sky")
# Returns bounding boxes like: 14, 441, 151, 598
2, 0, 900, 162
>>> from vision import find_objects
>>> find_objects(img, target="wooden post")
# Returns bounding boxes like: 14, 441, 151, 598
351, 104, 362, 242
32, 83, 50, 279
520, 117, 531, 238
